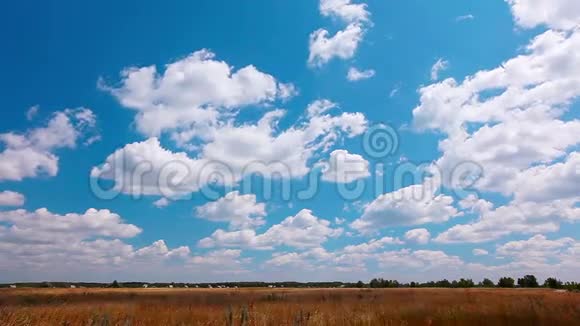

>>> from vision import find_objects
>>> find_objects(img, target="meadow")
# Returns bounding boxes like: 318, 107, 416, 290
0, 287, 578, 325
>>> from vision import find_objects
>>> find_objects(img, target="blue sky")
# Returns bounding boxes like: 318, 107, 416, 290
0, 0, 579, 283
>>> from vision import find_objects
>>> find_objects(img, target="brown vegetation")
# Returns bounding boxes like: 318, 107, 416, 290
0, 287, 578, 325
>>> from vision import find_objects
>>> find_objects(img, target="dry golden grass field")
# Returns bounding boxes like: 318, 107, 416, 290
0, 287, 579, 325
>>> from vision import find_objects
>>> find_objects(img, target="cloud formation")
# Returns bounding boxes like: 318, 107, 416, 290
198, 209, 343, 250
0, 108, 98, 181
347, 67, 375, 81
0, 191, 25, 207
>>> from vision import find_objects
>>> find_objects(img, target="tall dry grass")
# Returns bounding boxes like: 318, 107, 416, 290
0, 288, 578, 325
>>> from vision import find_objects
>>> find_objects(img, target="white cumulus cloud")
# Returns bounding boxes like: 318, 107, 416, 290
308, 23, 365, 67
0, 108, 98, 181
405, 228, 431, 244
347, 67, 375, 81
506, 0, 580, 30
320, 149, 370, 183
198, 209, 342, 250
195, 191, 266, 230
0, 191, 25, 207
320, 0, 370, 24
350, 178, 460, 233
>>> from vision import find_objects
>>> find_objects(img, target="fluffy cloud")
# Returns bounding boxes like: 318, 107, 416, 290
458, 195, 494, 214
0, 191, 25, 207
468, 236, 580, 281
435, 200, 580, 243
262, 233, 580, 281
415, 29, 580, 136
0, 108, 97, 181
264, 247, 467, 280
93, 102, 367, 197
343, 236, 403, 254
0, 206, 253, 280
220, 208, 343, 249
496, 234, 576, 264
438, 115, 579, 194
511, 152, 580, 203
430, 58, 449, 81
195, 191, 266, 230
99, 49, 368, 198
413, 25, 580, 243
189, 249, 246, 269
200, 108, 366, 178
350, 178, 459, 233
135, 240, 191, 260
91, 138, 208, 197
376, 249, 464, 271
472, 249, 489, 256
436, 151, 580, 244
347, 67, 375, 81
265, 248, 337, 269
404, 228, 431, 244
102, 49, 294, 142
306, 99, 336, 117
320, 149, 370, 183
308, 1, 371, 67
414, 30, 580, 193
0, 207, 140, 270
507, 0, 580, 30
0, 208, 141, 243
198, 209, 342, 249
153, 198, 171, 208
308, 24, 365, 67
320, 0, 369, 24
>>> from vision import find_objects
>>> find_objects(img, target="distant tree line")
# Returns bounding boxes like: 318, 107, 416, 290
365, 275, 577, 290
1, 275, 579, 291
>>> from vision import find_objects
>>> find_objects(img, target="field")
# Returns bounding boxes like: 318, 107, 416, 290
0, 288, 579, 325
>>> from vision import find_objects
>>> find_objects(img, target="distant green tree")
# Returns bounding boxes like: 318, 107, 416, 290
457, 278, 475, 288
435, 279, 452, 288
543, 277, 563, 289
497, 277, 515, 288
111, 280, 120, 288
356, 281, 365, 288
517, 275, 539, 288
480, 278, 495, 288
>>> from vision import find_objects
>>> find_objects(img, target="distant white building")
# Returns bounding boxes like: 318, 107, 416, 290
143, 284, 149, 288
70, 285, 76, 288
168, 285, 174, 288
268, 285, 274, 288
208, 285, 213, 288
9, 285, 16, 289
